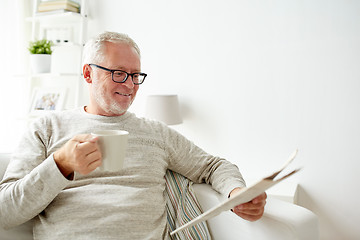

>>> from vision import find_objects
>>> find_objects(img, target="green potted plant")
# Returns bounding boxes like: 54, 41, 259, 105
28, 39, 53, 73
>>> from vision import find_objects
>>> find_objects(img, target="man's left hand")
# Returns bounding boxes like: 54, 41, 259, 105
229, 188, 267, 222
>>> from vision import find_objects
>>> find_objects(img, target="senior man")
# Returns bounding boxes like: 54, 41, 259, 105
0, 31, 266, 239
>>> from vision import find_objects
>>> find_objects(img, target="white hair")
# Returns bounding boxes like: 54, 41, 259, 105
82, 31, 141, 66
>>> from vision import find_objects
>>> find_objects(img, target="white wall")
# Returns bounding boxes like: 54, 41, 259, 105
1, 0, 359, 239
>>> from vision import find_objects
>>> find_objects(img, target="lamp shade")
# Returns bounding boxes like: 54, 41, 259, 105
145, 95, 183, 125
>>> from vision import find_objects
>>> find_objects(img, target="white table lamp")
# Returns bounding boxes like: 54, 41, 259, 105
145, 95, 183, 125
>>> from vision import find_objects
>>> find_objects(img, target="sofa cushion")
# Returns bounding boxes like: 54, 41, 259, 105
165, 170, 211, 239
0, 153, 11, 180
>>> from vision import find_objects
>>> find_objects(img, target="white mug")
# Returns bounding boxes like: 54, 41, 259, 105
91, 130, 129, 172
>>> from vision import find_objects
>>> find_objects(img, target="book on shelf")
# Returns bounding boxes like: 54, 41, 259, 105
35, 9, 81, 16
38, 0, 80, 13
39, 0, 80, 8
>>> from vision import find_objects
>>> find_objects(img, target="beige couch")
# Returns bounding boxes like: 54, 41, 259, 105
0, 153, 318, 240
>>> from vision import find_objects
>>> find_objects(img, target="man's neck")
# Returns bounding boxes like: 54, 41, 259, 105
84, 105, 127, 117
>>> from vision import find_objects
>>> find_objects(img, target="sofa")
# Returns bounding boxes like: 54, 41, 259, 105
0, 153, 318, 240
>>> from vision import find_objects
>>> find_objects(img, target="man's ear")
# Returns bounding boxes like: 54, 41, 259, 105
83, 64, 92, 83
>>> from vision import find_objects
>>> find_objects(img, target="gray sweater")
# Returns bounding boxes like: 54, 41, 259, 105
0, 108, 245, 239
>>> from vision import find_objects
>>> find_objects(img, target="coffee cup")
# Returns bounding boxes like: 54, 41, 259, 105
91, 130, 129, 172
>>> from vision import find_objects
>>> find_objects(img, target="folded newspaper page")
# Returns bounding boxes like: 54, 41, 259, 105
170, 150, 300, 236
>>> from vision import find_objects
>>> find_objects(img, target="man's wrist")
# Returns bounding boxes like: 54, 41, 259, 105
228, 187, 243, 212
53, 151, 74, 180
228, 187, 243, 198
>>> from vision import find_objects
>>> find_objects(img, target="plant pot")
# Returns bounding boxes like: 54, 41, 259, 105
30, 54, 51, 74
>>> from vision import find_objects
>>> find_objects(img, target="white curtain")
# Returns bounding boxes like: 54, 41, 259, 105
0, 0, 31, 152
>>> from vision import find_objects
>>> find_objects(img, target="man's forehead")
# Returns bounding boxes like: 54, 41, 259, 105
104, 41, 136, 51
102, 43, 141, 68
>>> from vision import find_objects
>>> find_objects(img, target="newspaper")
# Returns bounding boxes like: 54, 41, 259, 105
170, 150, 300, 236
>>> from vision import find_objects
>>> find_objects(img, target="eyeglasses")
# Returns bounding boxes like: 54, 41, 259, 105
89, 64, 147, 85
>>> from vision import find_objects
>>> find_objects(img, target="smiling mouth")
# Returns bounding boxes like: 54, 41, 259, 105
116, 92, 131, 97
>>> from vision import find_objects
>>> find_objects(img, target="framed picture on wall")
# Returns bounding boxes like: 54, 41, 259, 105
29, 87, 67, 114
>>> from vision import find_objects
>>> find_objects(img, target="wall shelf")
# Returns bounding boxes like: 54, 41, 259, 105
26, 11, 84, 22
18, 73, 81, 78
26, 0, 88, 112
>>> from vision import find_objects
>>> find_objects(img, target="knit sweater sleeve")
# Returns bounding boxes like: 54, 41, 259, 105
0, 116, 69, 229
163, 126, 246, 197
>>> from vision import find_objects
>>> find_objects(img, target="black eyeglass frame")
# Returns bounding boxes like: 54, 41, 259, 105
89, 64, 147, 85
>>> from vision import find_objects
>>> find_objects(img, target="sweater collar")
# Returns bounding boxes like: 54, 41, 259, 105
80, 106, 134, 122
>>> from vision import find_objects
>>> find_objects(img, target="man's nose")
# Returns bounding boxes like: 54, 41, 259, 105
122, 76, 135, 88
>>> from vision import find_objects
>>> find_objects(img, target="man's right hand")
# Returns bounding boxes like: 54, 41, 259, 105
53, 134, 102, 178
